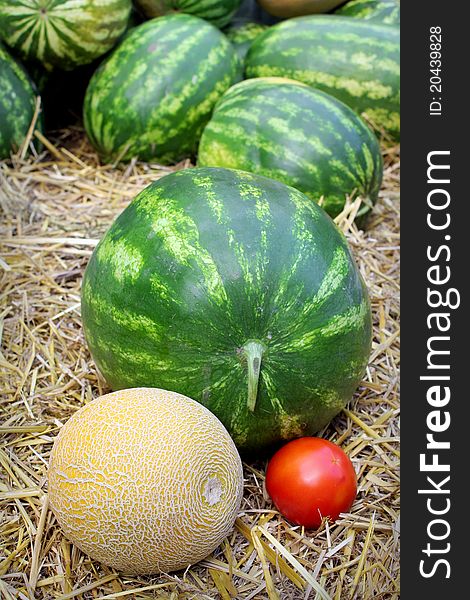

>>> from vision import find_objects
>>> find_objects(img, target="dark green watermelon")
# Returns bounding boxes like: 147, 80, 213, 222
81, 167, 372, 451
21, 6, 143, 130
225, 21, 269, 63
335, 0, 400, 25
134, 0, 242, 28
83, 14, 240, 164
198, 77, 383, 220
0, 0, 132, 71
0, 43, 43, 158
246, 15, 400, 140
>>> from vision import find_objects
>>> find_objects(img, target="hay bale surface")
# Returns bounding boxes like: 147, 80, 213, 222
0, 128, 400, 599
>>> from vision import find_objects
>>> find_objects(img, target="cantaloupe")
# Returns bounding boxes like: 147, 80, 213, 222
47, 388, 244, 574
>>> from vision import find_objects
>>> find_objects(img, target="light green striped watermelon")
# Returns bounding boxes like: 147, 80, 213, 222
0, 43, 43, 158
0, 0, 132, 71
225, 21, 269, 63
84, 14, 240, 164
335, 0, 400, 25
198, 77, 383, 220
135, 0, 242, 28
246, 16, 400, 141
81, 167, 372, 451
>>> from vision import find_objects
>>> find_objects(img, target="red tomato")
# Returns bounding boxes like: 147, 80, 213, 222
265, 437, 357, 529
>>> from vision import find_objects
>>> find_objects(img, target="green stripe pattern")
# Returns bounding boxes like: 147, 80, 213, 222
198, 78, 383, 220
336, 0, 400, 25
246, 15, 400, 140
225, 21, 269, 63
83, 14, 240, 164
0, 0, 132, 71
135, 0, 242, 28
81, 167, 372, 451
0, 42, 43, 158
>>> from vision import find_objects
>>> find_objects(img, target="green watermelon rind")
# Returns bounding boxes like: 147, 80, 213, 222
225, 21, 269, 63
0, 43, 43, 159
335, 0, 400, 26
135, 0, 243, 29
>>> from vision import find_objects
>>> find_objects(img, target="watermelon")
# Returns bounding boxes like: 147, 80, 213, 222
84, 14, 240, 164
134, 0, 242, 28
0, 0, 132, 71
335, 0, 400, 25
257, 0, 345, 18
198, 77, 383, 220
0, 43, 43, 158
225, 21, 269, 63
246, 16, 400, 140
81, 167, 372, 451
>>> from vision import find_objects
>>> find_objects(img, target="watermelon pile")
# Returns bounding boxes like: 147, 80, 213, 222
0, 0, 400, 452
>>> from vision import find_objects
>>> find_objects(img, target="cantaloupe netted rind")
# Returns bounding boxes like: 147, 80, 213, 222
47, 387, 244, 575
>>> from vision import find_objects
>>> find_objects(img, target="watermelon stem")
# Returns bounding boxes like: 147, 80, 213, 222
243, 340, 265, 413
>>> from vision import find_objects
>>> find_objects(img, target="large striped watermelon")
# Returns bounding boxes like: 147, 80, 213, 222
81, 167, 372, 451
84, 14, 240, 164
198, 77, 383, 220
0, 43, 43, 158
0, 0, 132, 71
336, 0, 400, 25
225, 21, 269, 63
135, 0, 242, 28
246, 16, 400, 141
